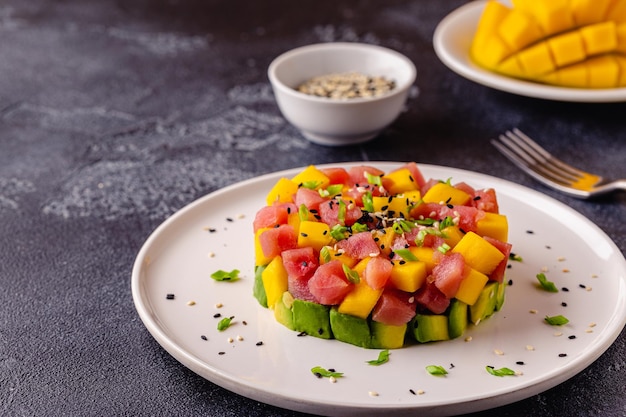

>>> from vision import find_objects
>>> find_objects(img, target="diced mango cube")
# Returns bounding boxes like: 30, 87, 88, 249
422, 182, 471, 206
297, 221, 332, 251
456, 268, 489, 305
255, 227, 273, 266
471, 1, 513, 68
570, 0, 613, 26
372, 228, 395, 257
452, 231, 505, 275
442, 225, 465, 248
615, 55, 626, 86
618, 24, 626, 54
372, 195, 412, 218
382, 168, 420, 194
262, 256, 289, 309
291, 165, 330, 190
497, 55, 526, 78
266, 177, 298, 205
408, 246, 437, 272
517, 0, 575, 35
516, 41, 556, 76
544, 62, 588, 88
607, 1, 626, 24
498, 9, 544, 51
580, 21, 618, 55
352, 257, 371, 276
389, 261, 427, 292
476, 212, 509, 242
547, 31, 586, 67
338, 280, 383, 319
587, 55, 620, 88
477, 36, 514, 69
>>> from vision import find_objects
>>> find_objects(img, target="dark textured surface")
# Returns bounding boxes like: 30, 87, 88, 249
0, 0, 625, 416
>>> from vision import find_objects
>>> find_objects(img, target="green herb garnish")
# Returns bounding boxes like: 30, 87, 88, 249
351, 222, 368, 233
437, 243, 451, 254
298, 204, 309, 222
425, 365, 448, 376
536, 273, 558, 292
210, 269, 240, 282
486, 366, 516, 377
337, 199, 346, 223
544, 314, 569, 326
362, 191, 374, 212
509, 253, 523, 262
311, 366, 344, 379
365, 172, 382, 186
330, 224, 348, 241
342, 264, 360, 284
392, 219, 415, 235
366, 349, 390, 366
320, 246, 331, 263
302, 180, 322, 190
393, 248, 419, 262
217, 316, 234, 331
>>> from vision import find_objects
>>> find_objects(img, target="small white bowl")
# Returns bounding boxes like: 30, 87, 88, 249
268, 42, 416, 146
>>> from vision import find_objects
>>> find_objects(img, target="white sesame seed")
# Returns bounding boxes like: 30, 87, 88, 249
554, 331, 563, 336
329, 376, 337, 384
526, 345, 535, 351
236, 335, 244, 341
529, 309, 538, 314
515, 370, 524, 376
208, 252, 215, 258
494, 349, 504, 355
589, 322, 596, 327
586, 329, 594, 333
368, 391, 379, 397
227, 337, 234, 343
186, 300, 196, 306
557, 257, 566, 262
541, 266, 549, 272
417, 389, 425, 395
586, 286, 592, 292
562, 268, 570, 273
237, 213, 245, 219
464, 336, 473, 342
215, 303, 223, 308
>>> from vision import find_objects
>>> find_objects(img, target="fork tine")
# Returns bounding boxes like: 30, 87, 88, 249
509, 128, 588, 179
496, 133, 578, 187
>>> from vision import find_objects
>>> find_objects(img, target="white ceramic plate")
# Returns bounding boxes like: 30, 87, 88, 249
131, 162, 626, 417
433, 1, 626, 103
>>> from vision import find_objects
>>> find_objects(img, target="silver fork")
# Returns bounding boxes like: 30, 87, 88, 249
491, 128, 626, 199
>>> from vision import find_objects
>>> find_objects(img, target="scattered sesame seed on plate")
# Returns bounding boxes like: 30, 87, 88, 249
494, 349, 504, 355
186, 300, 196, 306
368, 391, 379, 397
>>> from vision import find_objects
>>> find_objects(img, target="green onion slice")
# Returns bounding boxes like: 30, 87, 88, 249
210, 269, 240, 282
536, 273, 558, 292
366, 350, 390, 366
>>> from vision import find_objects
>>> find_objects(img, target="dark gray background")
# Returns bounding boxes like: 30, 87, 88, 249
0, 0, 624, 415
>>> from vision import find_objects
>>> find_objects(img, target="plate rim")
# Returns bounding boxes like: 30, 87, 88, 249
433, 0, 626, 103
131, 161, 626, 416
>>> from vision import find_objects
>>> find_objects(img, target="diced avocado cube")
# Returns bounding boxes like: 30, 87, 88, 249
253, 265, 268, 308
292, 299, 333, 339
495, 281, 506, 312
329, 308, 371, 348
448, 299, 468, 339
274, 292, 295, 330
411, 314, 450, 343
370, 321, 407, 349
470, 282, 498, 325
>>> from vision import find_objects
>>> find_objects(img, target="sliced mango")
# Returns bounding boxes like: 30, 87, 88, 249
262, 256, 289, 309
455, 268, 489, 306
471, 0, 626, 88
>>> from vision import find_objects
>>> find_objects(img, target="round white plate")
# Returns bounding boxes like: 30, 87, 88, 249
433, 1, 626, 103
131, 162, 626, 417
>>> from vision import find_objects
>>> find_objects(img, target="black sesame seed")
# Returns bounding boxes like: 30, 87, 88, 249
314, 372, 322, 379
208, 228, 217, 233
508, 279, 513, 286
317, 328, 324, 335
226, 217, 233, 222
297, 331, 307, 337
526, 230, 534, 234
201, 335, 208, 341
399, 260, 406, 265
568, 335, 576, 340
516, 361, 525, 365
579, 284, 586, 289
218, 351, 226, 355
409, 389, 416, 395
561, 302, 568, 307
166, 294, 175, 300
301, 233, 308, 237
446, 204, 454, 209
562, 287, 569, 292
213, 313, 221, 318
558, 353, 567, 357
256, 341, 264, 346
473, 195, 481, 201
242, 320, 247, 325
